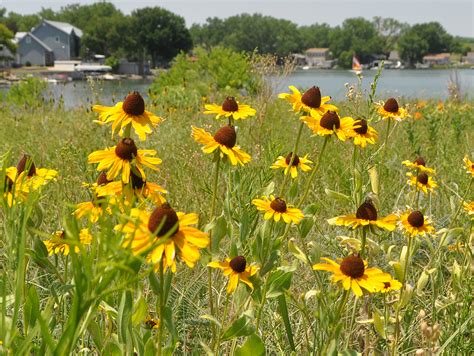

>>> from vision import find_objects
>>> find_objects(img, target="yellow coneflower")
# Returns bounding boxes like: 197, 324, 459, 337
278, 85, 338, 117
328, 201, 397, 231
5, 154, 58, 193
270, 152, 312, 178
437, 101, 444, 112
463, 201, 473, 218
43, 228, 92, 256
117, 204, 209, 272
348, 119, 378, 148
252, 195, 304, 224
399, 210, 435, 237
88, 138, 162, 183
301, 111, 356, 141
74, 172, 114, 223
93, 92, 162, 141
377, 98, 409, 121
380, 278, 403, 293
96, 171, 166, 205
416, 100, 427, 109
191, 125, 251, 166
144, 316, 160, 329
413, 112, 423, 120
313, 254, 391, 297
208, 256, 259, 294
204, 96, 256, 120
402, 157, 436, 174
406, 172, 437, 194
463, 155, 474, 177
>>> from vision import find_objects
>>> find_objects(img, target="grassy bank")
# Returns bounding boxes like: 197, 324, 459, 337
0, 66, 473, 355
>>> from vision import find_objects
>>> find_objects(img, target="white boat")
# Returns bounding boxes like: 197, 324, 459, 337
302, 65, 310, 70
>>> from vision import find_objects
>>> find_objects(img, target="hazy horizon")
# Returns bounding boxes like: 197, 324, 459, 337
1, 0, 473, 37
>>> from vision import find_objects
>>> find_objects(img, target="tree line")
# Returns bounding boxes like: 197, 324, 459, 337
1, 3, 472, 68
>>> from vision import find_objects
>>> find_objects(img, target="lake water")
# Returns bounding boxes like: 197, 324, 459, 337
1, 69, 473, 108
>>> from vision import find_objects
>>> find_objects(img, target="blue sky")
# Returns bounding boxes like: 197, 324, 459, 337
1, 0, 473, 37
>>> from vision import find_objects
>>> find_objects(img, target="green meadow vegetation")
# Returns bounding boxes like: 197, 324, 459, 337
0, 51, 473, 355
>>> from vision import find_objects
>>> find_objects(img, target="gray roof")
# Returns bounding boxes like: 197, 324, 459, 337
43, 20, 83, 37
20, 33, 53, 52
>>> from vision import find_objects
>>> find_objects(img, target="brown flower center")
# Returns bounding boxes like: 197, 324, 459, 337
356, 201, 378, 221
270, 197, 287, 213
320, 111, 340, 130
301, 86, 322, 108
122, 91, 145, 116
340, 254, 365, 279
221, 96, 238, 112
96, 172, 111, 186
115, 138, 138, 160
354, 119, 368, 134
285, 152, 300, 166
417, 173, 429, 185
384, 282, 391, 289
383, 98, 399, 113
148, 204, 179, 237
407, 211, 424, 227
213, 125, 237, 148
229, 255, 247, 273
17, 154, 36, 177
414, 157, 426, 166
130, 171, 145, 189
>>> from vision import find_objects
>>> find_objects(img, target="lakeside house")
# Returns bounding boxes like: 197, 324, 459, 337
422, 53, 451, 66
15, 20, 82, 66
462, 52, 474, 65
305, 48, 330, 67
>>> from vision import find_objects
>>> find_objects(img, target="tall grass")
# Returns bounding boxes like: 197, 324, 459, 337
0, 60, 472, 355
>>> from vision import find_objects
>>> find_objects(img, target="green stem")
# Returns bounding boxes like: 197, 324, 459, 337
215, 294, 230, 354
123, 123, 132, 138
323, 290, 350, 354
298, 136, 330, 207
158, 262, 164, 356
279, 121, 305, 197
360, 227, 368, 258
208, 154, 221, 343
381, 119, 392, 167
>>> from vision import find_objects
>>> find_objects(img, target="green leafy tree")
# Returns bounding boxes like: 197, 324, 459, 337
2, 12, 40, 33
190, 14, 301, 57
129, 7, 192, 66
329, 18, 384, 67
0, 23, 15, 53
299, 23, 333, 50
372, 17, 408, 53
398, 32, 428, 66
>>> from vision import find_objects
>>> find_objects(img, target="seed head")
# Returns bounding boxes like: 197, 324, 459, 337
356, 201, 378, 221
354, 119, 368, 134
319, 111, 340, 130
122, 91, 145, 116
221, 96, 238, 112
214, 125, 237, 148
383, 98, 399, 113
17, 154, 36, 177
148, 204, 179, 237
417, 173, 429, 185
340, 254, 365, 278
407, 211, 424, 227
96, 172, 111, 186
270, 197, 287, 213
229, 255, 247, 273
301, 86, 322, 108
414, 157, 426, 166
115, 138, 138, 160
285, 152, 300, 166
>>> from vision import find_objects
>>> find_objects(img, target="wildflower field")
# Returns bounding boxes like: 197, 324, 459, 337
0, 61, 473, 355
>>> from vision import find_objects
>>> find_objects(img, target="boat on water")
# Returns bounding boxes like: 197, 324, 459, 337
350, 55, 362, 75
